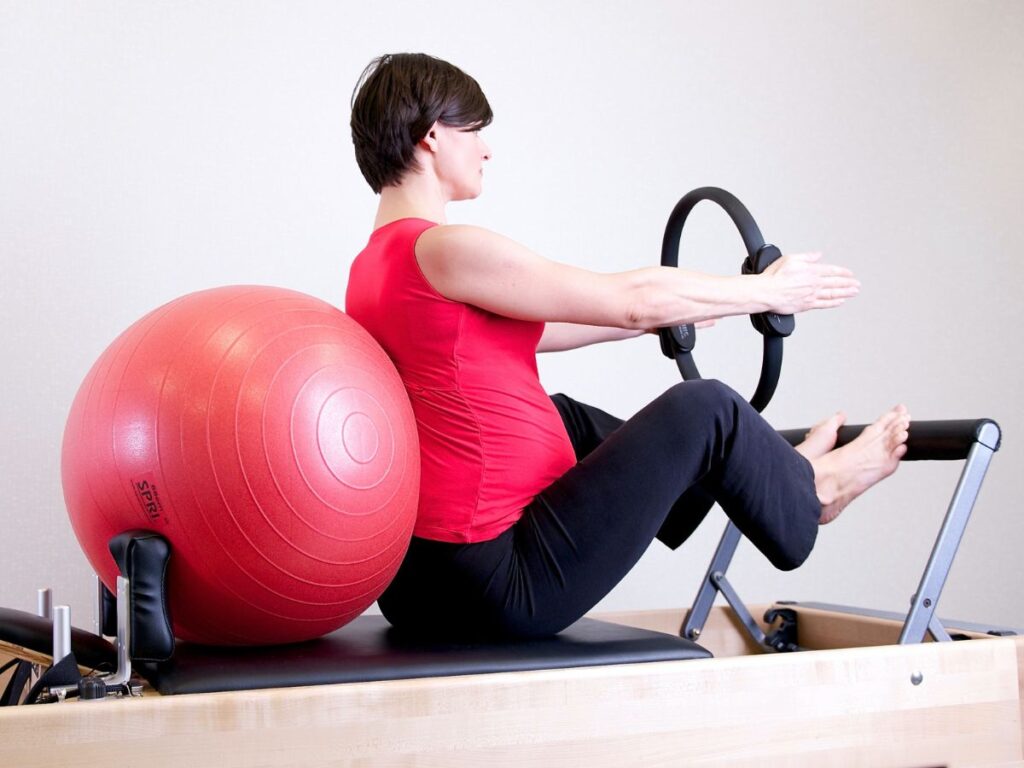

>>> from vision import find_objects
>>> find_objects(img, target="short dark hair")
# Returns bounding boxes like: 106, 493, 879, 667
350, 53, 493, 193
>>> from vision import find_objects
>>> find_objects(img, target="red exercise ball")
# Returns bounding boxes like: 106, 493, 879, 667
61, 286, 419, 645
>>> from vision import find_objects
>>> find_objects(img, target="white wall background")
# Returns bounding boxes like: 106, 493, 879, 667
2, 0, 1022, 634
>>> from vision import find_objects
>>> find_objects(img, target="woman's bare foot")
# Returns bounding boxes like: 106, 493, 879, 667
810, 405, 911, 525
795, 411, 847, 461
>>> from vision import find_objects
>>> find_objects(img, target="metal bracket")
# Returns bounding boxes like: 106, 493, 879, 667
99, 576, 132, 689
34, 577, 140, 703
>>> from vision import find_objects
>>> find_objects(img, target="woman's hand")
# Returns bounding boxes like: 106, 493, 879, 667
761, 252, 860, 315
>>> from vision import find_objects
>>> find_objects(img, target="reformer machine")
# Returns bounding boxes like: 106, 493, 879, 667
0, 189, 1017, 767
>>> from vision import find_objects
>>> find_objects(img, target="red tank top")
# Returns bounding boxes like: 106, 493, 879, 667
345, 218, 577, 543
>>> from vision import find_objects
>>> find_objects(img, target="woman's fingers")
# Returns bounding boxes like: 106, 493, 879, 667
791, 251, 824, 263
821, 283, 860, 299
778, 254, 859, 286
768, 252, 863, 314
825, 265, 856, 278
813, 298, 847, 309
808, 261, 857, 279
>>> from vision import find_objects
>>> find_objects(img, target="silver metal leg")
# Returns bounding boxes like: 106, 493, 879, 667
682, 522, 742, 640
900, 429, 999, 643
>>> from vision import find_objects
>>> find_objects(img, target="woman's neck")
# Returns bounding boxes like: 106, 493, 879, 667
374, 173, 448, 230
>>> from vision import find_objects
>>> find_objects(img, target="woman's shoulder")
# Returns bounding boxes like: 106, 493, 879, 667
370, 216, 439, 238
415, 223, 516, 258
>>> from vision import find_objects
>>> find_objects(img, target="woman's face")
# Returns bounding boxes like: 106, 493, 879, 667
432, 123, 492, 202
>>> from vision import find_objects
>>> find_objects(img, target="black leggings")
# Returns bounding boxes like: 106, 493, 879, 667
377, 380, 820, 640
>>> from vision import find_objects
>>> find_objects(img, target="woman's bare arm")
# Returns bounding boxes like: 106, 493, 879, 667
536, 324, 645, 353
536, 319, 716, 353
415, 225, 858, 329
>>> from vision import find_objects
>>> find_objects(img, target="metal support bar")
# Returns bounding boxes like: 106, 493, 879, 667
681, 521, 742, 640
928, 613, 952, 643
37, 589, 52, 620
712, 572, 767, 647
29, 588, 54, 693
52, 606, 71, 663
900, 430, 999, 643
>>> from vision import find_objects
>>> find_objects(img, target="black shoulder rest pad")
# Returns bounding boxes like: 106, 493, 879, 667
0, 607, 116, 671
108, 530, 175, 662
778, 418, 1001, 461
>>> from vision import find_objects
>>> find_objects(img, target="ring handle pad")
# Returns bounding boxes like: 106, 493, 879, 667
743, 244, 795, 339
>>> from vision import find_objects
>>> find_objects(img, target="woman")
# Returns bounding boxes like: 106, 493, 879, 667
346, 53, 909, 640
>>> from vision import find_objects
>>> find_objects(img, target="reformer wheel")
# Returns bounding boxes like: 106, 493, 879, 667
658, 187, 794, 412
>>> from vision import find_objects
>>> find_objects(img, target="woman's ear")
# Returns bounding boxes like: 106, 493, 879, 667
419, 121, 441, 153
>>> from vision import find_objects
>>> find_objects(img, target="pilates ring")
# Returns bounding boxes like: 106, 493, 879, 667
658, 187, 794, 413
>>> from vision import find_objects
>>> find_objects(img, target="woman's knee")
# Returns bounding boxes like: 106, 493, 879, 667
763, 516, 819, 571
661, 379, 743, 421
736, 479, 821, 572
666, 378, 738, 401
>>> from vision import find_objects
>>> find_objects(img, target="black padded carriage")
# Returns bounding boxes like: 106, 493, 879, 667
0, 531, 710, 699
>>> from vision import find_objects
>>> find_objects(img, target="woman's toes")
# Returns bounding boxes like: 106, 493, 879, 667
796, 411, 847, 460
813, 404, 912, 525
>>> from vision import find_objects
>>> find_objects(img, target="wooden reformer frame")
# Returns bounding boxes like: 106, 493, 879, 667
1, 601, 1023, 767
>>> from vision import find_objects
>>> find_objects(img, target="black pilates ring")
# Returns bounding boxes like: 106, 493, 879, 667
657, 187, 795, 413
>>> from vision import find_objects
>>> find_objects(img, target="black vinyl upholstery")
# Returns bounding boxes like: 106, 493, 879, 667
138, 615, 711, 695
108, 530, 175, 662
